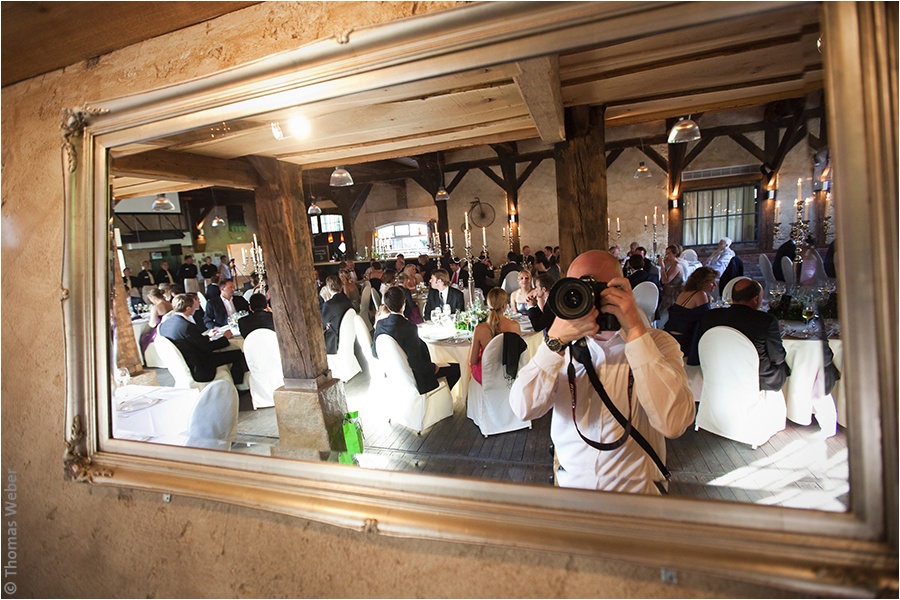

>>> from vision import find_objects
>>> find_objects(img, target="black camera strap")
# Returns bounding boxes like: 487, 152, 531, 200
567, 340, 670, 480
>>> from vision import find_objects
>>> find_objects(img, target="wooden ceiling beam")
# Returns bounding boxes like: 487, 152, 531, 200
112, 150, 258, 190
513, 56, 566, 144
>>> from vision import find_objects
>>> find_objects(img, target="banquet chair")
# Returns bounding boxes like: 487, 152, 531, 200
353, 314, 381, 378
243, 288, 254, 302
359, 282, 374, 331
242, 329, 283, 409
696, 326, 786, 448
810, 248, 828, 287
466, 334, 531, 437
781, 256, 794, 290
501, 271, 520, 295
197, 293, 208, 312
153, 334, 234, 390
632, 281, 659, 325
758, 254, 776, 294
186, 379, 238, 450
184, 278, 200, 294
374, 335, 453, 433
721, 276, 752, 305
327, 308, 361, 382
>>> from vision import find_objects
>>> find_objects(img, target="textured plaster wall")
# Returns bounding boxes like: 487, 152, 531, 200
1, 2, 800, 597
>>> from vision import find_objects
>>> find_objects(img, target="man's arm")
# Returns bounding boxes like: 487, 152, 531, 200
764, 314, 788, 365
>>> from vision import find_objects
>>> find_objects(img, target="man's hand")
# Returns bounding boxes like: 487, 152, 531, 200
223, 329, 234, 340
600, 276, 647, 342
546, 308, 599, 345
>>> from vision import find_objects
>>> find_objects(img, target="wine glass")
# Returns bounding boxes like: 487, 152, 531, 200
114, 367, 131, 389
802, 300, 818, 335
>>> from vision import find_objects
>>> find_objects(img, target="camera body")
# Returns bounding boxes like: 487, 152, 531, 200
547, 275, 620, 331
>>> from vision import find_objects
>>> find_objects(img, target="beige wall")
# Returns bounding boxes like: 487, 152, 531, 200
1, 3, 803, 597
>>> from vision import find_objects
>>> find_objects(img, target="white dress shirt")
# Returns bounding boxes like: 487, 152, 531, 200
509, 329, 695, 495
705, 247, 735, 277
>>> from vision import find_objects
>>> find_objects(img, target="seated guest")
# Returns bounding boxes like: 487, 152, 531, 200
705, 237, 735, 278
140, 288, 173, 355
372, 287, 460, 393
204, 279, 250, 330
448, 258, 468, 288
396, 273, 424, 324
417, 254, 436, 282
339, 268, 361, 312
718, 254, 744, 296
499, 251, 522, 282
204, 273, 222, 299
159, 294, 248, 385
394, 254, 406, 272
525, 272, 556, 332
626, 254, 662, 293
380, 268, 397, 296
533, 250, 551, 277
338, 260, 358, 283
469, 288, 521, 384
238, 293, 275, 338
772, 239, 796, 281
509, 269, 534, 314
664, 266, 717, 357
471, 255, 496, 294
403, 263, 423, 285
518, 245, 535, 268
365, 260, 384, 290
320, 276, 353, 355
182, 292, 207, 332
423, 269, 465, 319
691, 279, 790, 391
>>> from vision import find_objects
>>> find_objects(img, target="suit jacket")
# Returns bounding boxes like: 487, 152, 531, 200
159, 313, 231, 382
627, 268, 662, 294
199, 263, 219, 280
156, 268, 176, 285
499, 262, 521, 282
718, 255, 744, 295
449, 267, 469, 288
423, 286, 465, 319
204, 294, 250, 329
526, 305, 555, 332
134, 268, 155, 288
372, 313, 438, 394
238, 310, 275, 339
175, 263, 198, 282
691, 304, 790, 391
773, 240, 796, 281
321, 292, 353, 354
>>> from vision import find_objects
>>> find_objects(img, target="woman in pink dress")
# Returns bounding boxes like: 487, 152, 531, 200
469, 288, 521, 385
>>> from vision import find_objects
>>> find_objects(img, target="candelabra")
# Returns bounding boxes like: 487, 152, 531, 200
789, 197, 810, 291
463, 228, 477, 309
651, 221, 659, 257
242, 234, 267, 291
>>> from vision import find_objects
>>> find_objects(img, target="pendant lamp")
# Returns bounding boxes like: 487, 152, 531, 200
667, 116, 701, 143
330, 166, 354, 187
152, 194, 175, 211
633, 161, 652, 178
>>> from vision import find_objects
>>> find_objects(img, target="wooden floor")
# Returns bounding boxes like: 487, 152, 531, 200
155, 353, 849, 512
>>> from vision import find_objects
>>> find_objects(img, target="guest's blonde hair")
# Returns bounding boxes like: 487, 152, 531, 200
485, 287, 507, 337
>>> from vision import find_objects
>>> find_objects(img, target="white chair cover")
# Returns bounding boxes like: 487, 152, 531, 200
184, 278, 200, 293
681, 249, 701, 279
153, 334, 234, 390
186, 379, 238, 450
721, 276, 751, 304
327, 308, 361, 382
632, 281, 659, 324
810, 248, 828, 287
353, 314, 381, 378
374, 335, 453, 432
696, 327, 786, 448
781, 256, 794, 290
758, 254, 776, 294
243, 288, 254, 302
370, 285, 382, 310
466, 334, 531, 436
242, 329, 283, 409
198, 293, 208, 311
359, 282, 373, 331
501, 271, 520, 295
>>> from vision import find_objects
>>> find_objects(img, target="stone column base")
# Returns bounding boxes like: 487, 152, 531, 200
272, 378, 347, 459
130, 370, 159, 386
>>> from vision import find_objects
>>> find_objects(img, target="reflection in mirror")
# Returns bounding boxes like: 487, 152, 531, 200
105, 2, 847, 511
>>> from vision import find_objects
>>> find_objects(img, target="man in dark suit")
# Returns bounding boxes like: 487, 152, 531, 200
499, 252, 522, 282
156, 260, 176, 285
372, 287, 460, 393
718, 254, 744, 296
773, 239, 796, 281
204, 279, 250, 329
320, 275, 353, 355
690, 278, 790, 391
122, 267, 142, 310
174, 255, 198, 284
626, 255, 662, 293
423, 269, 465, 319
448, 258, 468, 288
238, 293, 275, 338
159, 294, 248, 384
526, 273, 556, 332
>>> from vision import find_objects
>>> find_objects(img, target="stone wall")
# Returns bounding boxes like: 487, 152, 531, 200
0, 2, 799, 597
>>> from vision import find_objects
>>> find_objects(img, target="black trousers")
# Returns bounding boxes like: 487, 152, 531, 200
201, 350, 249, 386
436, 364, 461, 392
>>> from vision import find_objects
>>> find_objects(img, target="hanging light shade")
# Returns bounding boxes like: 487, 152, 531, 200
211, 215, 225, 227
434, 186, 450, 202
330, 166, 354, 187
668, 117, 701, 143
307, 201, 322, 215
633, 161, 652, 178
152, 194, 175, 211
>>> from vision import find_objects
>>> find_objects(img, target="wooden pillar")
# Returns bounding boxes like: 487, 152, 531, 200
112, 248, 142, 374
554, 105, 607, 269
248, 156, 346, 453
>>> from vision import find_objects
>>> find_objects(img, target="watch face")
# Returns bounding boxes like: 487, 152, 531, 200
545, 336, 563, 352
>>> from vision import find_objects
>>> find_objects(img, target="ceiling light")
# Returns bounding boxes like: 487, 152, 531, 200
271, 122, 285, 140
667, 117, 701, 144
152, 194, 175, 211
211, 215, 225, 227
434, 186, 450, 202
287, 115, 311, 139
330, 166, 354, 187
307, 201, 322, 215
633, 161, 651, 179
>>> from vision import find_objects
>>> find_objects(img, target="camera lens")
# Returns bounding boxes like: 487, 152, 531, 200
562, 288, 584, 310
548, 277, 593, 320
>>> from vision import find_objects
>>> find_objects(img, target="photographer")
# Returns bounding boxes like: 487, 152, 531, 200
509, 250, 694, 495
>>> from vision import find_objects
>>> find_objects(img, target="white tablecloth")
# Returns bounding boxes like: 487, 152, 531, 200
782, 336, 844, 427
112, 385, 200, 441
421, 319, 542, 403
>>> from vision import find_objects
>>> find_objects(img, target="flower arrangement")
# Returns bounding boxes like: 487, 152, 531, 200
455, 307, 487, 330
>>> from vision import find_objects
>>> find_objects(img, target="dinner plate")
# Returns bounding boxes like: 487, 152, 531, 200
117, 397, 161, 413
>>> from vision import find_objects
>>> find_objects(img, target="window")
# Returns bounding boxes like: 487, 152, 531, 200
375, 221, 430, 255
319, 214, 344, 233
682, 185, 757, 246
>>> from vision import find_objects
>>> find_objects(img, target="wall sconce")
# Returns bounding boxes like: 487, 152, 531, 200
327, 233, 334, 243
668, 198, 679, 209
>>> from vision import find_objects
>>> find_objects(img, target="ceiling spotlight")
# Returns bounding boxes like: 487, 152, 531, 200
668, 116, 701, 144
271, 122, 285, 140
330, 166, 354, 187
307, 200, 322, 215
633, 161, 652, 179
211, 215, 225, 227
152, 194, 175, 211
287, 115, 311, 139
434, 186, 450, 202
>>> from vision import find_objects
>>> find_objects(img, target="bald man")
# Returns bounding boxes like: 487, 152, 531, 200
509, 250, 694, 495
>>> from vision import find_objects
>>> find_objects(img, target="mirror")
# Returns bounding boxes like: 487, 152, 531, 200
63, 2, 896, 593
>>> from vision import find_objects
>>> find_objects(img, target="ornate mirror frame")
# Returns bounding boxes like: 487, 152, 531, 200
61, 2, 896, 594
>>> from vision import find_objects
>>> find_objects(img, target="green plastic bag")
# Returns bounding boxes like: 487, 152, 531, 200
342, 411, 364, 456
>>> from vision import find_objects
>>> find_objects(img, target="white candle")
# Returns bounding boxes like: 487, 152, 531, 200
449, 229, 453, 247
616, 217, 620, 232
253, 233, 258, 246
797, 178, 802, 206
645, 215, 648, 227
775, 200, 781, 222
662, 211, 666, 226
502, 226, 506, 239
653, 212, 657, 226
465, 211, 469, 231
242, 248, 247, 264
482, 226, 486, 246
607, 217, 610, 233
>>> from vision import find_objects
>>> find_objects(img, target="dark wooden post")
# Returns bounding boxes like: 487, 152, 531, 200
554, 105, 607, 269
248, 156, 346, 454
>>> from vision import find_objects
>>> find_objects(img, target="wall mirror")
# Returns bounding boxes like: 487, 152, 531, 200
62, 2, 896, 594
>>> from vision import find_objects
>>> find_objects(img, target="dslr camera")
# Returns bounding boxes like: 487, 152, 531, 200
547, 275, 620, 331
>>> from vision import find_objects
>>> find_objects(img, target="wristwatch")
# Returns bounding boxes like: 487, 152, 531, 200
543, 329, 565, 353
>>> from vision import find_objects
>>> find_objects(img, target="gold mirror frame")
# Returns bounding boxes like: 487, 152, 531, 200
61, 2, 896, 594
